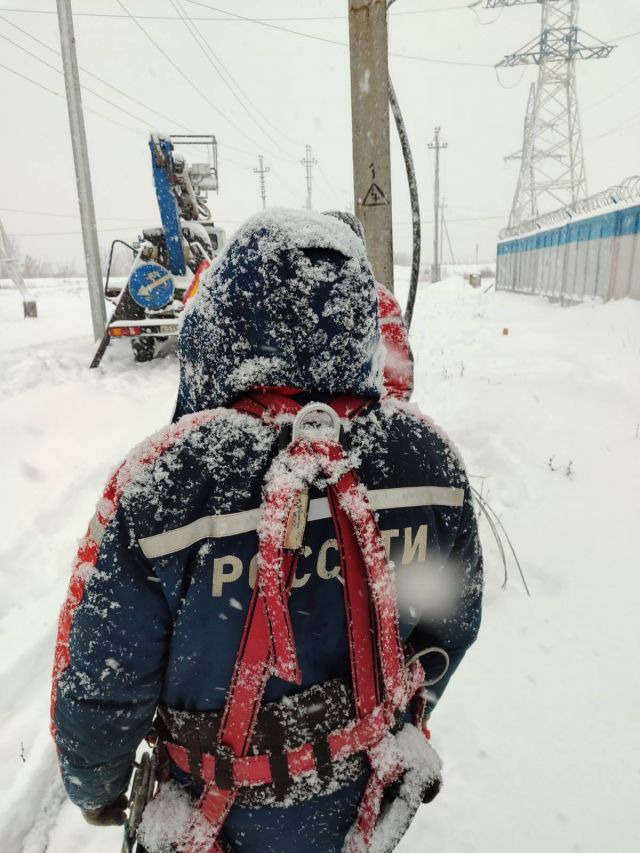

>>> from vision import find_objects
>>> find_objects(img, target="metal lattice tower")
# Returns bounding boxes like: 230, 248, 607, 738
492, 0, 614, 227
505, 83, 538, 226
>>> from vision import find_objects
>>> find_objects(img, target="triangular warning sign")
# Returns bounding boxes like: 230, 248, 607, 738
362, 182, 389, 207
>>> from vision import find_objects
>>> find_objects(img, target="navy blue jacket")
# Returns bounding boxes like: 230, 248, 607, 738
52, 210, 482, 850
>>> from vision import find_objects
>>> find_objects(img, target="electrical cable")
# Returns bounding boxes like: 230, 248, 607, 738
0, 11, 269, 163
0, 50, 256, 169
171, 0, 299, 158
184, 0, 494, 68
8, 226, 141, 238
393, 214, 506, 223
0, 12, 194, 134
584, 111, 640, 146
469, 3, 503, 26
0, 206, 151, 221
612, 28, 640, 42
0, 58, 61, 99
0, 5, 475, 21
388, 75, 421, 331
0, 57, 147, 137
494, 64, 527, 89
583, 70, 640, 114
114, 0, 273, 154
174, 0, 303, 151
0, 29, 155, 131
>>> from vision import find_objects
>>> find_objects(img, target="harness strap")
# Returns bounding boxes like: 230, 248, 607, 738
164, 700, 391, 787
180, 392, 423, 853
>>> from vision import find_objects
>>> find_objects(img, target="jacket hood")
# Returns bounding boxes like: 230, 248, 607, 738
173, 209, 383, 419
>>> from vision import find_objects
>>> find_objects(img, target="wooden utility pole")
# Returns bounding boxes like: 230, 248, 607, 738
348, 0, 394, 292
57, 0, 106, 341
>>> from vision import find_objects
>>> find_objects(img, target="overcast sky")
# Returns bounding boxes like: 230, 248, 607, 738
1, 0, 639, 270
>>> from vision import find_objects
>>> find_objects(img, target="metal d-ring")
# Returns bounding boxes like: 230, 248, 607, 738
405, 646, 450, 686
291, 403, 342, 443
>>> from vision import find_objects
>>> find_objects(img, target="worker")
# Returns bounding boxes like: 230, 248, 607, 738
51, 209, 482, 853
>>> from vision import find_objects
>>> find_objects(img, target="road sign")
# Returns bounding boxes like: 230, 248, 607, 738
128, 263, 175, 310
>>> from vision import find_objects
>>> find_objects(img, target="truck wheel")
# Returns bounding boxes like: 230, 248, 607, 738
131, 337, 157, 362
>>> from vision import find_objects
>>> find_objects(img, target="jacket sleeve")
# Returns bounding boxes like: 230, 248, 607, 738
52, 503, 172, 810
407, 483, 483, 714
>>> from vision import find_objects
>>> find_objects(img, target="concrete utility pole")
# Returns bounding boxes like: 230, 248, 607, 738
301, 145, 317, 210
56, 0, 106, 341
348, 0, 394, 291
253, 155, 270, 210
428, 127, 447, 283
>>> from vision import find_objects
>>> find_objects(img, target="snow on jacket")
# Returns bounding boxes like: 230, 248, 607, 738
51, 209, 482, 850
376, 282, 413, 401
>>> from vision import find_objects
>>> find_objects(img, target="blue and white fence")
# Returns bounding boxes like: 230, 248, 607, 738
496, 179, 640, 302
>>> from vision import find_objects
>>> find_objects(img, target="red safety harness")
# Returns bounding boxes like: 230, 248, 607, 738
169, 391, 428, 853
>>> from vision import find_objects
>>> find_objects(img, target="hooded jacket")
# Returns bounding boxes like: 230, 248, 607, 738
51, 209, 482, 852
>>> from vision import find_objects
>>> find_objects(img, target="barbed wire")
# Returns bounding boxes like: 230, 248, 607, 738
499, 176, 640, 239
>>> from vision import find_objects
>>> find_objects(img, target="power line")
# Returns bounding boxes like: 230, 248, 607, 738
611, 27, 640, 42
0, 28, 153, 131
0, 56, 147, 136
0, 5, 473, 21
0, 11, 275, 162
584, 110, 640, 146
114, 0, 272, 153
184, 0, 494, 68
0, 206, 152, 221
0, 12, 193, 133
170, 0, 297, 158
174, 0, 302, 150
583, 69, 640, 114
0, 52, 255, 169
393, 214, 506, 224
8, 225, 140, 238
0, 58, 61, 98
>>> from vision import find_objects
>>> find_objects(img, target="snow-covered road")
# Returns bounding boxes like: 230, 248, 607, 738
1, 273, 638, 852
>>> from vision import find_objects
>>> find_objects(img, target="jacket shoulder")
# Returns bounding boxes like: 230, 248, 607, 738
349, 398, 469, 489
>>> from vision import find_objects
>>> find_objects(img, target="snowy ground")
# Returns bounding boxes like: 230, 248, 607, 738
1, 272, 639, 853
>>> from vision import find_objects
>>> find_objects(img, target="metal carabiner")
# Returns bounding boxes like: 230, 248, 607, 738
291, 402, 342, 443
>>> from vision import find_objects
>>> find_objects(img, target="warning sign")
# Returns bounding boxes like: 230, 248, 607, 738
362, 182, 388, 206
362, 163, 389, 206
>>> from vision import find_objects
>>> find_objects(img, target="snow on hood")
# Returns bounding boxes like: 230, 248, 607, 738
173, 208, 383, 419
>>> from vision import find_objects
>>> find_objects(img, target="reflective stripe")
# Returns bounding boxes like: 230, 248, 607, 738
139, 508, 261, 559
138, 485, 464, 560
380, 315, 404, 327
88, 513, 106, 547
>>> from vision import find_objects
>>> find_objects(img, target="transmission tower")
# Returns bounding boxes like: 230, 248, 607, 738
301, 145, 317, 210
492, 0, 614, 226
253, 155, 270, 210
428, 127, 447, 282
505, 83, 538, 226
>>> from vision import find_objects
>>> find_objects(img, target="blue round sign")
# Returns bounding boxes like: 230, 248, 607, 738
128, 263, 175, 310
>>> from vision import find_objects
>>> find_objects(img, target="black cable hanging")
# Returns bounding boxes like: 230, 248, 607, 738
388, 76, 421, 331
387, 0, 420, 331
